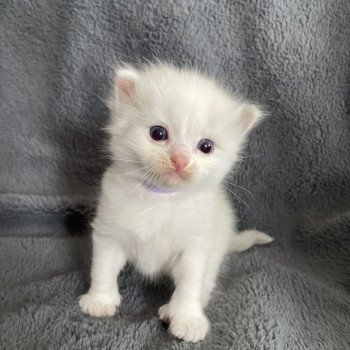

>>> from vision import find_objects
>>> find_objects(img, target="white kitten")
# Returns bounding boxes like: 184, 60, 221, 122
79, 62, 273, 343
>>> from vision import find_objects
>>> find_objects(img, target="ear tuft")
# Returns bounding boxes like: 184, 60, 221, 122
114, 66, 139, 103
240, 103, 265, 133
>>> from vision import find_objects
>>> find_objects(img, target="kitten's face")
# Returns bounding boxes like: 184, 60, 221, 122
108, 63, 263, 191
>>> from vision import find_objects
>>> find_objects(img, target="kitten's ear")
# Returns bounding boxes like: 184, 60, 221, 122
114, 66, 139, 103
239, 103, 265, 134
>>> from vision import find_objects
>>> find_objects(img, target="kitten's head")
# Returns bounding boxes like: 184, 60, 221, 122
107, 63, 264, 192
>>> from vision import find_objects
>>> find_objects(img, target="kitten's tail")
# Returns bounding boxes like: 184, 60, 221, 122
229, 229, 274, 252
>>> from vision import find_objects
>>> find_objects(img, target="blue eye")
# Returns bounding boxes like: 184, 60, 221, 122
198, 139, 214, 154
150, 125, 168, 141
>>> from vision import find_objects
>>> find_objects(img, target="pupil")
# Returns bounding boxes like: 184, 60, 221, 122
198, 139, 213, 154
150, 126, 168, 141
201, 143, 211, 152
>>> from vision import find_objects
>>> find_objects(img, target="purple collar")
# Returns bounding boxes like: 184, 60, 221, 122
141, 180, 177, 194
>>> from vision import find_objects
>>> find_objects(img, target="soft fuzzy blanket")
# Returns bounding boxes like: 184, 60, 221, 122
1, 1, 349, 349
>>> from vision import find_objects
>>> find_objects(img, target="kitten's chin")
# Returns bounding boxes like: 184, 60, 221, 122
150, 171, 192, 190
157, 177, 185, 189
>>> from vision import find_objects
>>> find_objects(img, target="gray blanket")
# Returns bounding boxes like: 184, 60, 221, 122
1, 1, 349, 349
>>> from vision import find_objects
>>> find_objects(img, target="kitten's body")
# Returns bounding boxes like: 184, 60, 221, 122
95, 168, 233, 278
79, 63, 272, 343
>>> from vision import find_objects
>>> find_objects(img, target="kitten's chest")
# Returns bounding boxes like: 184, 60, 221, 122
110, 188, 215, 275
116, 193, 198, 236
127, 229, 178, 276
116, 196, 202, 275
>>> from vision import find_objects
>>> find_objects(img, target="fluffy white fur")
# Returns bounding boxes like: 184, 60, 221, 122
79, 62, 273, 343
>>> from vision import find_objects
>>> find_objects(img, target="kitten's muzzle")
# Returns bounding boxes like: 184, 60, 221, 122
170, 151, 189, 172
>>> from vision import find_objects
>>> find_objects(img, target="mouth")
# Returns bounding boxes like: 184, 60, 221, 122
140, 169, 190, 192
165, 169, 188, 180
162, 166, 195, 186
139, 158, 196, 191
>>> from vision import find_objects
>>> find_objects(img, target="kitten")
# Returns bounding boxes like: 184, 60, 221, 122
79, 62, 273, 343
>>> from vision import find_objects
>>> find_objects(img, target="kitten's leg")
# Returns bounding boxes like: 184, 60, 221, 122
201, 255, 223, 309
230, 229, 273, 252
158, 253, 210, 343
201, 230, 273, 307
79, 233, 126, 317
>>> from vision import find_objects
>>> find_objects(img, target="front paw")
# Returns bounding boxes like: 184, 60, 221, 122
170, 314, 209, 343
78, 293, 120, 317
158, 303, 172, 323
158, 304, 209, 342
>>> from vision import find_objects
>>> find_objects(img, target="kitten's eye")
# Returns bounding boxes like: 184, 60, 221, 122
150, 125, 168, 141
198, 139, 214, 154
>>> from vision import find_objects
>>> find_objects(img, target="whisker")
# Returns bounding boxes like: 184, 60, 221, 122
141, 168, 155, 184
111, 158, 141, 163
133, 170, 153, 192
133, 165, 158, 192
109, 143, 140, 159
222, 184, 250, 210
139, 171, 156, 192
116, 165, 152, 176
239, 155, 260, 159
222, 180, 255, 198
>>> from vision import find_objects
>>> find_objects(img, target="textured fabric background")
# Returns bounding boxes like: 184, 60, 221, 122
1, 1, 350, 349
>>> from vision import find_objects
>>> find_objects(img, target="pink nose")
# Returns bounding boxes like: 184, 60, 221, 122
170, 152, 189, 172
